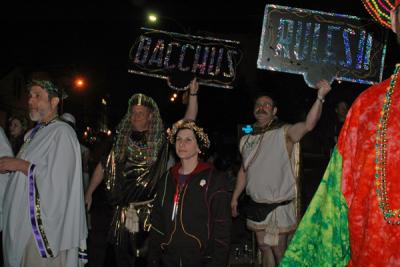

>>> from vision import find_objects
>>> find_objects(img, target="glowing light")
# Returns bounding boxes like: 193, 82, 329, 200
74, 77, 86, 91
173, 93, 177, 98
170, 97, 175, 102
242, 125, 253, 134
148, 14, 157, 22
107, 130, 112, 136
102, 98, 107, 105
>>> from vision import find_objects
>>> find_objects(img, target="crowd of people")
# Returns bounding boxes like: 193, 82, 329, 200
1, 2, 400, 267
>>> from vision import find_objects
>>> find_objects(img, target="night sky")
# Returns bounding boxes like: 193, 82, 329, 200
1, 1, 400, 142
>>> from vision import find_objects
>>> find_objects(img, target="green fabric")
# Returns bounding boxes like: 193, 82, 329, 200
280, 148, 350, 267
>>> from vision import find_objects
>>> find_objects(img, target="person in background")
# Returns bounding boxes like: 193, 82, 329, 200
7, 115, 28, 155
60, 112, 90, 191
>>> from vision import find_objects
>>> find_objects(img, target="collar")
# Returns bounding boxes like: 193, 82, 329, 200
252, 118, 285, 135
171, 161, 213, 183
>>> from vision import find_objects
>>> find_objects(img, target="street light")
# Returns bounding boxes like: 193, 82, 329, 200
146, 12, 188, 33
74, 77, 86, 91
148, 14, 157, 22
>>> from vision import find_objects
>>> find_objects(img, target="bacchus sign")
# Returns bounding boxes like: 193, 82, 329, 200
129, 28, 242, 89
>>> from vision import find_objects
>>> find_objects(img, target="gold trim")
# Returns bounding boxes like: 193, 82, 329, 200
179, 185, 202, 249
34, 183, 54, 257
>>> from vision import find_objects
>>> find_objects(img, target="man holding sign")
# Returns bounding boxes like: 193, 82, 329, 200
231, 80, 331, 267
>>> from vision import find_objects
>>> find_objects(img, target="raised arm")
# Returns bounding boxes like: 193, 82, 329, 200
183, 78, 199, 121
287, 79, 332, 144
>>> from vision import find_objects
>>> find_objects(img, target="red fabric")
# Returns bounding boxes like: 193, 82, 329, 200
170, 161, 213, 183
338, 77, 400, 266
396, 0, 400, 8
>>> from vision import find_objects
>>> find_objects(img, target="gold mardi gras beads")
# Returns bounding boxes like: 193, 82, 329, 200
375, 64, 400, 225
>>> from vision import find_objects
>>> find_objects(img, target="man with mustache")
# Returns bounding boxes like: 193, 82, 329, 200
231, 80, 331, 267
0, 77, 87, 267
279, 1, 400, 266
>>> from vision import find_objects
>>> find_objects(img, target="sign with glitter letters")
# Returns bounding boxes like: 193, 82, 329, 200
129, 28, 242, 89
257, 5, 388, 88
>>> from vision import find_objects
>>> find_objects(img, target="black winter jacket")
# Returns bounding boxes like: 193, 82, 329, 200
147, 162, 231, 267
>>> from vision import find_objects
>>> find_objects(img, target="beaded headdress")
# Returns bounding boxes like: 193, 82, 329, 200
167, 119, 210, 153
113, 93, 163, 162
27, 79, 68, 99
129, 93, 154, 109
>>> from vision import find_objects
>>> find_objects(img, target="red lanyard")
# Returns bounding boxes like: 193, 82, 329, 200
171, 183, 184, 221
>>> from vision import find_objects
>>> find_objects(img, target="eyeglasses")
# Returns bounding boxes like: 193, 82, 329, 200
255, 102, 274, 109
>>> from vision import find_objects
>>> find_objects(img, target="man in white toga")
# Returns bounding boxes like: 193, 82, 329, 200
0, 78, 88, 267
231, 80, 331, 267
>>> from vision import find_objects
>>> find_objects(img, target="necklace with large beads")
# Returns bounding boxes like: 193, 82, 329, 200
375, 64, 400, 225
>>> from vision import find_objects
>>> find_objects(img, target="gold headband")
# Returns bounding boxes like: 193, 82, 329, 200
167, 119, 210, 151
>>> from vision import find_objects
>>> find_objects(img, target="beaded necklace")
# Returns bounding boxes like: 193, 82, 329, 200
17, 117, 58, 158
375, 64, 400, 225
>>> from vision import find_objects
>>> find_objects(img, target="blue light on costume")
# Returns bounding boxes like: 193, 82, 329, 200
242, 125, 254, 134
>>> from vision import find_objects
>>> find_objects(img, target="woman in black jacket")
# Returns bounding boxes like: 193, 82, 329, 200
147, 119, 231, 267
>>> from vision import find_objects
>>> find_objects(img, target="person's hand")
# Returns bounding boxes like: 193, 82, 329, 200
315, 79, 332, 98
0, 157, 30, 175
231, 198, 239, 218
85, 191, 93, 211
189, 78, 199, 95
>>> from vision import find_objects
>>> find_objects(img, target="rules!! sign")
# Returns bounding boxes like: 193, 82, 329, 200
257, 5, 388, 87
129, 28, 242, 89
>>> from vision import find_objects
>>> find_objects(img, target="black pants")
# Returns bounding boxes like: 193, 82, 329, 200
114, 229, 150, 267
114, 234, 137, 267
161, 247, 205, 267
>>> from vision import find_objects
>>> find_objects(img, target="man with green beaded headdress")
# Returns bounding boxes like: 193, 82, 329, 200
84, 79, 199, 267
0, 76, 87, 267
279, 1, 400, 266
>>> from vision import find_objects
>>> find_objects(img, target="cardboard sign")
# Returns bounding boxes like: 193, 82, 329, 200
128, 28, 242, 89
257, 5, 388, 87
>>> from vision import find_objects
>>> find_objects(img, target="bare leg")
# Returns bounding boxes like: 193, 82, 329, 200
271, 232, 293, 266
255, 230, 275, 267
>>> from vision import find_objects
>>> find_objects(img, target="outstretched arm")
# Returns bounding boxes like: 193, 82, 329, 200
183, 78, 199, 121
287, 79, 332, 144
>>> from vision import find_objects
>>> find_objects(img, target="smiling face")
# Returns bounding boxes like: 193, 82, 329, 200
175, 128, 200, 161
253, 96, 277, 127
28, 85, 59, 123
130, 105, 152, 132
